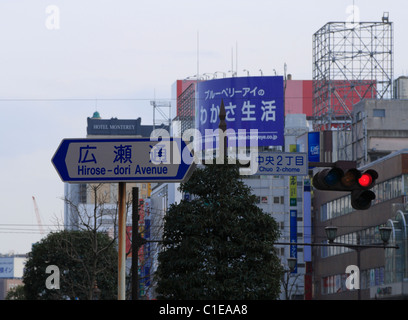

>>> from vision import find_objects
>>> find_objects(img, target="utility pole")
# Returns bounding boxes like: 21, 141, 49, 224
219, 99, 227, 160
118, 182, 126, 300
132, 187, 139, 300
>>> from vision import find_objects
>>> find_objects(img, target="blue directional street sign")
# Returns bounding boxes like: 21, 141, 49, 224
252, 152, 308, 176
52, 138, 196, 183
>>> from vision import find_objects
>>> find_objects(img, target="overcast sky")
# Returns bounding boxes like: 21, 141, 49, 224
0, 0, 407, 254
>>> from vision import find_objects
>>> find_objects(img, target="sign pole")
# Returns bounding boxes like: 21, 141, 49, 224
118, 182, 126, 300
132, 187, 139, 300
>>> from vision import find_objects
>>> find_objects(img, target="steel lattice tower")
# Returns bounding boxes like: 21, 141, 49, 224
312, 19, 393, 132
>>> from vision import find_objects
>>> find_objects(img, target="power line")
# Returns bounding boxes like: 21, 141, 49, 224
0, 95, 315, 103
0, 98, 175, 102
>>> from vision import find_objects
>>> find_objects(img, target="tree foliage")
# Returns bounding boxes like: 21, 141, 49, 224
5, 285, 25, 300
155, 161, 284, 299
23, 230, 117, 300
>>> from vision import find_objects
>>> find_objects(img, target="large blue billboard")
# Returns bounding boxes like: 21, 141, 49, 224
195, 76, 284, 148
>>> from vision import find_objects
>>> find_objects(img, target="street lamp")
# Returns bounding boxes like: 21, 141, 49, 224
379, 226, 392, 244
325, 225, 392, 247
228, 70, 237, 77
274, 224, 398, 300
281, 257, 298, 300
203, 73, 213, 80
287, 257, 297, 272
214, 71, 226, 78
325, 226, 338, 243
324, 225, 395, 300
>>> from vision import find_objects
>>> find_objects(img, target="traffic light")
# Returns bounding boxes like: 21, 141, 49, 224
351, 169, 378, 210
312, 167, 378, 210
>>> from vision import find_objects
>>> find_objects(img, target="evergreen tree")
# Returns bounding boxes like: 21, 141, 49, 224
156, 161, 284, 299
23, 230, 117, 300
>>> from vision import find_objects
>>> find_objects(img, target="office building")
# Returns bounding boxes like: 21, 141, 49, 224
0, 254, 26, 300
312, 149, 408, 299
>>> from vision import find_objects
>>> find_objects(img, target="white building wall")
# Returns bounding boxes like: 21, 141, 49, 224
0, 256, 26, 279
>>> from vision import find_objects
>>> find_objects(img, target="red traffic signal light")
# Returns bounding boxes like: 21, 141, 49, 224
312, 167, 378, 210
357, 170, 378, 189
359, 174, 372, 187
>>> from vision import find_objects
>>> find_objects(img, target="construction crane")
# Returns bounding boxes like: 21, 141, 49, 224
32, 196, 45, 236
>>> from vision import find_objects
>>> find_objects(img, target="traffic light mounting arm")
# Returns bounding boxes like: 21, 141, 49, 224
309, 160, 357, 170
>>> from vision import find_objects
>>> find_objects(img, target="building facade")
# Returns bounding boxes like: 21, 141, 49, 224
310, 96, 408, 299
352, 99, 408, 167
312, 149, 408, 299
0, 255, 26, 300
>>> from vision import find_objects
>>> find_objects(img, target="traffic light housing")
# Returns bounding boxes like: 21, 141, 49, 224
312, 167, 378, 210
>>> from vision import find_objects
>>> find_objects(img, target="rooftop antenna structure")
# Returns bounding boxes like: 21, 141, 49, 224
235, 41, 238, 77
312, 14, 393, 160
151, 99, 171, 131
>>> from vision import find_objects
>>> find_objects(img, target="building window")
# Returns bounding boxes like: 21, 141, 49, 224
280, 247, 285, 256
272, 196, 284, 204
373, 109, 385, 117
79, 184, 87, 203
321, 204, 327, 221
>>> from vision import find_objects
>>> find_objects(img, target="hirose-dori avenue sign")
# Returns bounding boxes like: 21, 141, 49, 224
51, 137, 195, 183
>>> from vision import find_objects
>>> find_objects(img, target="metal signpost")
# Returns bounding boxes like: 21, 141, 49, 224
52, 137, 195, 300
